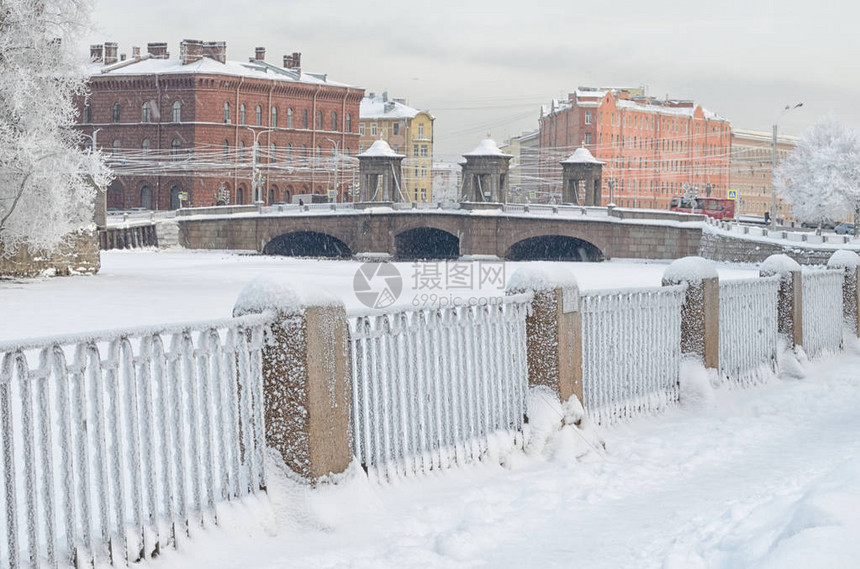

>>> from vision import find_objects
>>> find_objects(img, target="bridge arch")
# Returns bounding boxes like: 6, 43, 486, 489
394, 227, 460, 260
263, 231, 353, 258
505, 234, 604, 262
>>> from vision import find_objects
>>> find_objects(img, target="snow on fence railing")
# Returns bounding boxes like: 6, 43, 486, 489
802, 270, 844, 357
718, 277, 780, 385
347, 296, 531, 481
580, 285, 685, 425
0, 314, 269, 568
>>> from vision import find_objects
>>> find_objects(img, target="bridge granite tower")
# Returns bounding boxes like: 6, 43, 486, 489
561, 147, 604, 206
357, 139, 405, 204
460, 137, 513, 203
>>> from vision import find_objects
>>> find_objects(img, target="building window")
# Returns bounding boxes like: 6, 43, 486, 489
239, 104, 246, 125
316, 110, 323, 130
239, 141, 245, 161
256, 105, 262, 126
420, 145, 428, 157
302, 109, 308, 129
271, 107, 278, 127
172, 101, 181, 123
112, 139, 121, 154
224, 102, 230, 123
287, 108, 293, 128
331, 111, 337, 131
141, 138, 150, 152
371, 123, 377, 137
418, 123, 425, 138
286, 143, 293, 162
421, 166, 427, 178
270, 143, 276, 163
420, 188, 427, 201
83, 103, 91, 124
171, 138, 181, 159
112, 102, 121, 123
359, 123, 365, 136
223, 139, 229, 162
346, 113, 352, 133
413, 145, 419, 157
585, 132, 592, 145
393, 123, 400, 135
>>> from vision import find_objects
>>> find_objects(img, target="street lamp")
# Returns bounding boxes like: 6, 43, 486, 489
324, 137, 339, 203
770, 102, 803, 227
81, 128, 103, 152
246, 127, 274, 203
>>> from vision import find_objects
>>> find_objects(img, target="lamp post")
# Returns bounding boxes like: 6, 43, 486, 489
770, 103, 803, 228
246, 127, 274, 203
324, 137, 339, 202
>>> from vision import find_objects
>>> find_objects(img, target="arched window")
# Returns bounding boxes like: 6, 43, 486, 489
271, 106, 278, 127
315, 110, 323, 130
112, 139, 121, 154
83, 103, 92, 124
141, 102, 151, 123
287, 108, 293, 128
345, 113, 352, 133
171, 138, 181, 159
331, 111, 337, 131
222, 139, 229, 162
112, 102, 121, 123
223, 102, 231, 123
256, 105, 262, 126
141, 138, 150, 152
173, 101, 181, 122
270, 143, 276, 163
239, 104, 246, 125
315, 145, 321, 160
286, 143, 293, 162
302, 109, 308, 129
237, 187, 245, 205
239, 141, 245, 161
140, 185, 153, 209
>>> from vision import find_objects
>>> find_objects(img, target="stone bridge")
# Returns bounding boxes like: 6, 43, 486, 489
178, 207, 704, 261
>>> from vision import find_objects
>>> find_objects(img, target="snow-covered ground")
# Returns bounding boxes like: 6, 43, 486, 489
0, 250, 758, 342
3, 250, 857, 568
140, 345, 860, 569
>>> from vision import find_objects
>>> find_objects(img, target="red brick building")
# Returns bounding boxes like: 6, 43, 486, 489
539, 87, 731, 209
78, 40, 363, 209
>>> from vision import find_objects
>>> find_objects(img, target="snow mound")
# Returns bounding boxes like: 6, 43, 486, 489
233, 276, 342, 316
507, 265, 578, 292
524, 386, 603, 462
679, 356, 714, 409
826, 249, 860, 270
761, 254, 801, 275
663, 256, 718, 283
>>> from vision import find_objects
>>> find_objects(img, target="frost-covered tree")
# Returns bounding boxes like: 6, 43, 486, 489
775, 118, 860, 232
0, 0, 111, 255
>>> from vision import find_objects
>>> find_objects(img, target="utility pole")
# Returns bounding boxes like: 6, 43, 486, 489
771, 103, 803, 228
325, 137, 339, 202
247, 127, 274, 203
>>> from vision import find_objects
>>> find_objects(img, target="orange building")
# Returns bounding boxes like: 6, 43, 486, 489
539, 87, 731, 209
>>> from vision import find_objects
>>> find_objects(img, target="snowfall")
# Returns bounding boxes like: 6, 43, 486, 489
2, 250, 860, 568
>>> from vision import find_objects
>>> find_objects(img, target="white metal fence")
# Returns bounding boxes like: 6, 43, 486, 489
718, 277, 780, 385
802, 270, 844, 357
347, 297, 531, 481
580, 286, 685, 425
0, 314, 269, 568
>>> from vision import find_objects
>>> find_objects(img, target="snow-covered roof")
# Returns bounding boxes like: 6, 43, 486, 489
360, 95, 428, 120
561, 147, 605, 165
357, 139, 404, 158
88, 56, 353, 88
541, 89, 728, 122
463, 137, 512, 158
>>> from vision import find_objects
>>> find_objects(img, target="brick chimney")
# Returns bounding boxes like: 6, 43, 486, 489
255, 47, 265, 61
90, 44, 104, 63
104, 42, 118, 65
147, 42, 169, 59
180, 39, 204, 64
202, 41, 227, 63
283, 52, 301, 73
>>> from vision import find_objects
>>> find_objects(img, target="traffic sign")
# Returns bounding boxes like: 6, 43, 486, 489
327, 189, 337, 199
727, 189, 738, 200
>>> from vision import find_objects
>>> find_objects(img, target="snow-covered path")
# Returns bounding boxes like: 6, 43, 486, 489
151, 350, 860, 569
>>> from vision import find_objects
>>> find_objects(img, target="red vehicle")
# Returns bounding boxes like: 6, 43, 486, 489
669, 196, 735, 220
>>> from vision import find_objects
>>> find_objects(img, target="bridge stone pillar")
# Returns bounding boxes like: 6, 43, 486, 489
560, 147, 604, 206
760, 254, 803, 349
460, 137, 513, 203
826, 250, 860, 337
662, 257, 720, 370
357, 140, 405, 204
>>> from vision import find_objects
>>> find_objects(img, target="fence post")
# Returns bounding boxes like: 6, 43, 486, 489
507, 267, 583, 403
662, 257, 720, 369
827, 250, 860, 336
233, 278, 351, 482
760, 254, 803, 348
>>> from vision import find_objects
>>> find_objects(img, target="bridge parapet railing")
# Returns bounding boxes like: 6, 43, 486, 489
346, 295, 531, 481
0, 314, 269, 568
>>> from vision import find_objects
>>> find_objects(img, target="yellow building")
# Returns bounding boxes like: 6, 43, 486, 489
730, 129, 798, 220
359, 92, 434, 202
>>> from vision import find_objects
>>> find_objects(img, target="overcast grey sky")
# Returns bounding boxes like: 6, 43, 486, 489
86, 0, 860, 160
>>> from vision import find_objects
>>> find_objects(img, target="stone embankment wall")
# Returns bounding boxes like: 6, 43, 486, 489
0, 230, 100, 278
